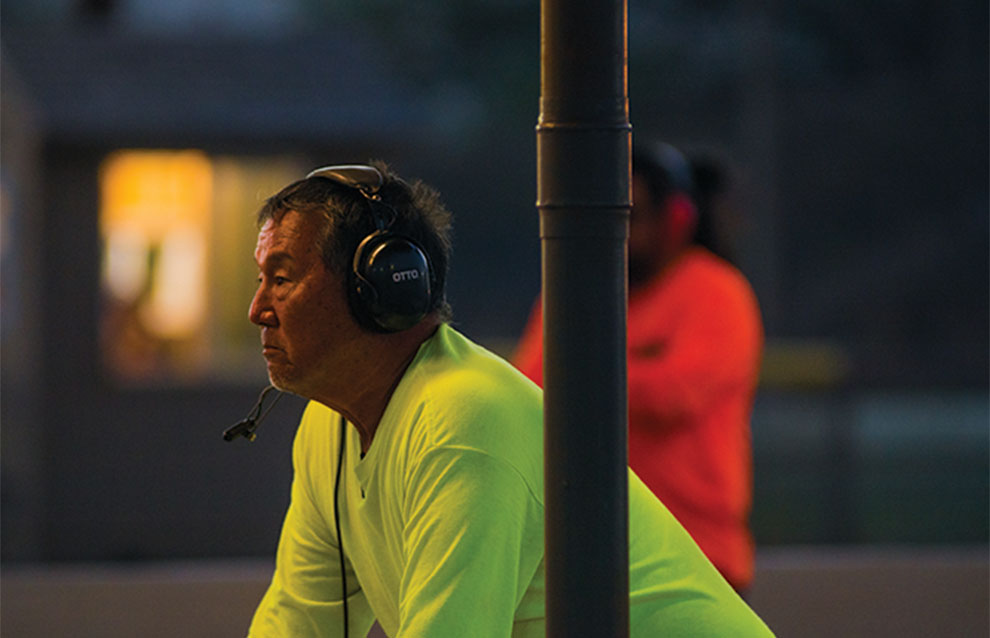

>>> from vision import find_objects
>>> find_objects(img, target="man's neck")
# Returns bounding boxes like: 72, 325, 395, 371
327, 319, 442, 454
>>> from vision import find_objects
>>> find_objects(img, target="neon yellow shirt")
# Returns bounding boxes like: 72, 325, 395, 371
249, 324, 773, 637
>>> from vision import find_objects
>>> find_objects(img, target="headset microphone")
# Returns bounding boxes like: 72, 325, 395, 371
223, 385, 283, 442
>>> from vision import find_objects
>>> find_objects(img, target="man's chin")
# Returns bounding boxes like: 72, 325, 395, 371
266, 371, 308, 399
265, 370, 292, 394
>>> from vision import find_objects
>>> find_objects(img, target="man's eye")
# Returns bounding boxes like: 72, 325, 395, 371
274, 276, 289, 285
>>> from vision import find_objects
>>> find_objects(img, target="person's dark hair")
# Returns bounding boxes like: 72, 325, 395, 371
632, 142, 695, 206
633, 141, 737, 262
257, 160, 453, 321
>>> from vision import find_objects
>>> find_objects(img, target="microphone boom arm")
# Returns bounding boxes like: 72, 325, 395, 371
223, 385, 283, 442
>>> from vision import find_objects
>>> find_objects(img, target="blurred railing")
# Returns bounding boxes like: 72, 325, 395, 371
752, 340, 989, 546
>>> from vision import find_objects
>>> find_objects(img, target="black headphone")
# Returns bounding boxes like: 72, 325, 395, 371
306, 165, 433, 333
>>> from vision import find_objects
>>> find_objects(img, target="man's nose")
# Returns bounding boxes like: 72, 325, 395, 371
248, 287, 275, 327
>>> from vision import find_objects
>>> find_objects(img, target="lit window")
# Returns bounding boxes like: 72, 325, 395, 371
99, 150, 304, 383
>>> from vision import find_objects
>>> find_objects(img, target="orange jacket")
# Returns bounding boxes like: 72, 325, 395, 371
514, 247, 763, 590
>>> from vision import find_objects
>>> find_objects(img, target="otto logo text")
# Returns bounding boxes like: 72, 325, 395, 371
392, 270, 420, 283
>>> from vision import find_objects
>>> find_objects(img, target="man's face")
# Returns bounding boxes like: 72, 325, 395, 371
248, 209, 361, 398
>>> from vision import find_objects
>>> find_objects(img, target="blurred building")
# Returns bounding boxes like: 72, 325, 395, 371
1, 0, 987, 564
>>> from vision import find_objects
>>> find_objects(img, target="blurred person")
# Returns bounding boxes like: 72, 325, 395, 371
514, 143, 764, 593
242, 161, 773, 636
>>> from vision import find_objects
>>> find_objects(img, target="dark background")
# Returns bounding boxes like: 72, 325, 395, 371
1, 0, 986, 563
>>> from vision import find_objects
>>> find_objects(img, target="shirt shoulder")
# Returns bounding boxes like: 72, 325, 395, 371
679, 249, 758, 301
384, 325, 545, 486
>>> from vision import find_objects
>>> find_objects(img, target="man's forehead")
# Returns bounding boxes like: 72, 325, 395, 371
258, 210, 321, 239
255, 249, 295, 266
255, 211, 321, 261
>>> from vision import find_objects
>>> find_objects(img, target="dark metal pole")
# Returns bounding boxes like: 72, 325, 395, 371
538, 0, 630, 636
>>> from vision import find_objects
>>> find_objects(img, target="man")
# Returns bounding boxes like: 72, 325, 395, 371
246, 161, 773, 636
514, 143, 765, 593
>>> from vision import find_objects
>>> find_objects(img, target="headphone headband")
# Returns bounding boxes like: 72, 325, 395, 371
307, 164, 384, 201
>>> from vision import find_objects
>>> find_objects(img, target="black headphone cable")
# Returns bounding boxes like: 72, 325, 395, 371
335, 417, 350, 638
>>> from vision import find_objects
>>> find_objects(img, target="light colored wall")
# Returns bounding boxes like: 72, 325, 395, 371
748, 546, 989, 638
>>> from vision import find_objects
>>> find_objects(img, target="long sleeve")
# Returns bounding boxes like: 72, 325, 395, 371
625, 250, 764, 589
626, 258, 763, 431
248, 416, 374, 638
395, 445, 544, 637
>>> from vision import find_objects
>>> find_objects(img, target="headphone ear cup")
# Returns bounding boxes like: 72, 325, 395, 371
350, 231, 432, 332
